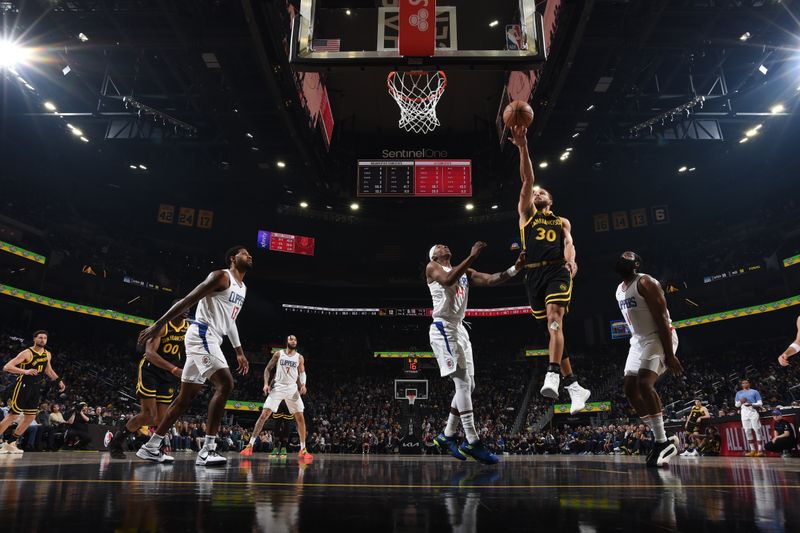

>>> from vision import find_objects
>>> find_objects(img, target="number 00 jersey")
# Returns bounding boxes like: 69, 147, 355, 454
140, 320, 188, 369
520, 209, 565, 265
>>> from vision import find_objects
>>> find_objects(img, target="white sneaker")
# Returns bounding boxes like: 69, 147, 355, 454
690, 449, 700, 457
566, 382, 591, 414
540, 372, 560, 399
0, 442, 10, 454
136, 445, 175, 463
196, 449, 227, 467
680, 450, 692, 457
656, 441, 678, 467
4, 442, 23, 455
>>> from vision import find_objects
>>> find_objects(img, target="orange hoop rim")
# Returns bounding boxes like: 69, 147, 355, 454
387, 70, 447, 103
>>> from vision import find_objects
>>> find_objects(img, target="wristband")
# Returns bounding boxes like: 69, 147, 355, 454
789, 342, 800, 355
299, 372, 307, 385
506, 266, 521, 277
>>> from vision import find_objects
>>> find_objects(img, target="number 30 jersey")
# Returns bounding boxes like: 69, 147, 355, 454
195, 269, 247, 342
521, 209, 565, 265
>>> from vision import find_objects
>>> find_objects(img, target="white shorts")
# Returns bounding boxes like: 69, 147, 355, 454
741, 416, 762, 432
430, 321, 474, 378
623, 330, 679, 377
182, 326, 228, 385
263, 387, 304, 414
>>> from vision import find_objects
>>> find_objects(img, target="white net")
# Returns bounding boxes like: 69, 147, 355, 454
387, 70, 447, 134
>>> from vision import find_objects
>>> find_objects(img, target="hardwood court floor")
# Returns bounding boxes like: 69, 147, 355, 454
2, 452, 799, 531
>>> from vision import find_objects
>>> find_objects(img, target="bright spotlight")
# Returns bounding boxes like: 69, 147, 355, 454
538, 162, 549, 168
739, 137, 749, 144
758, 64, 768, 75
299, 201, 308, 208
739, 32, 751, 41
489, 20, 499, 28
80, 136, 89, 143
465, 203, 474, 211
770, 104, 785, 114
139, 164, 147, 170
276, 161, 287, 168
572, 133, 580, 138
78, 33, 89, 42
44, 101, 57, 112
532, 185, 541, 191
350, 202, 359, 211
678, 166, 687, 173
0, 40, 29, 68
491, 204, 498, 210
69, 127, 83, 136
688, 167, 696, 172
745, 128, 759, 137
129, 165, 137, 169
586, 104, 595, 111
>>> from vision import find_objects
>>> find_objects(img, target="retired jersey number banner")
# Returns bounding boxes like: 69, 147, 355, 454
399, 0, 436, 56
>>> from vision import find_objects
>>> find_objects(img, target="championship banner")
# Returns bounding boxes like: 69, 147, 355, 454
525, 349, 548, 357
784, 253, 800, 268
374, 351, 434, 359
225, 400, 264, 412
399, 0, 436, 57
554, 401, 611, 414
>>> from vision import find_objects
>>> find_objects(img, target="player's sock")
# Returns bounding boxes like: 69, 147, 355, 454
248, 436, 256, 446
146, 434, 165, 448
203, 436, 217, 451
563, 374, 578, 386
651, 413, 667, 443
460, 412, 479, 444
445, 413, 460, 437
548, 363, 560, 374
300, 440, 306, 450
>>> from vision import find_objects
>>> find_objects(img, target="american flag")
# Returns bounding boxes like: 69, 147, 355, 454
312, 38, 341, 52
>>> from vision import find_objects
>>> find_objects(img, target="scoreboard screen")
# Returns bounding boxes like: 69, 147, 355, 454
357, 160, 472, 197
256, 230, 315, 256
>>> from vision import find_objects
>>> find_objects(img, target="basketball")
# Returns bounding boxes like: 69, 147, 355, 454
503, 100, 534, 128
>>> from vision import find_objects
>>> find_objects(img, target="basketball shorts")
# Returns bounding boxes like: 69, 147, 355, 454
686, 422, 701, 434
8, 380, 41, 415
741, 415, 762, 432
623, 330, 679, 377
523, 263, 572, 320
136, 360, 179, 404
182, 324, 228, 385
429, 320, 474, 378
264, 386, 304, 414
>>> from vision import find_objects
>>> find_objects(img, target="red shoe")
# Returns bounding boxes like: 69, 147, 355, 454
298, 448, 314, 462
240, 444, 254, 456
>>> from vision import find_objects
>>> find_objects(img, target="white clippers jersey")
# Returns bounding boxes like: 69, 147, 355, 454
273, 350, 301, 391
195, 269, 246, 340
428, 265, 469, 323
615, 273, 671, 340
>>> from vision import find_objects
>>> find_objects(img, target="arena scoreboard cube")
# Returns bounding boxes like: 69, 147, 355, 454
357, 160, 472, 197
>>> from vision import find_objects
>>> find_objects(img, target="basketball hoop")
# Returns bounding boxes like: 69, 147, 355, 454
387, 70, 447, 134
406, 390, 417, 406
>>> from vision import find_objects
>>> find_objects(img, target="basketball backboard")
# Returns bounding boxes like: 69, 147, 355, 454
394, 379, 429, 400
289, 0, 546, 71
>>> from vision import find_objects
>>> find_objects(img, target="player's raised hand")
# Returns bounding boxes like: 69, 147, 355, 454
236, 353, 249, 375
508, 125, 528, 147
665, 354, 683, 377
470, 241, 487, 257
778, 354, 790, 367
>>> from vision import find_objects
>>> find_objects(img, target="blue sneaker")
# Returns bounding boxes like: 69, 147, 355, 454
459, 441, 500, 465
435, 433, 466, 461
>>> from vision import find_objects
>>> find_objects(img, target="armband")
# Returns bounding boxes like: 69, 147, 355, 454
299, 372, 307, 385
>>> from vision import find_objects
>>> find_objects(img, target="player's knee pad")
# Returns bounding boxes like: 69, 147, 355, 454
549, 319, 561, 332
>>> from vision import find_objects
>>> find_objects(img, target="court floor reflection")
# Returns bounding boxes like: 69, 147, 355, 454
1, 453, 799, 531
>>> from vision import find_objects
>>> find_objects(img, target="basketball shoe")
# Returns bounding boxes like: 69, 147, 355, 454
540, 372, 560, 399
240, 444, 254, 456
435, 433, 466, 461
459, 441, 499, 465
566, 382, 591, 414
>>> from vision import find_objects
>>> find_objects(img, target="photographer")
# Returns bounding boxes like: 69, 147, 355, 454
66, 402, 91, 449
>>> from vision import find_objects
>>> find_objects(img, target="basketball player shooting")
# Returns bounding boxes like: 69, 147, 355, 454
240, 334, 313, 461
614, 251, 682, 467
777, 315, 800, 367
427, 242, 525, 464
135, 246, 251, 466
510, 124, 591, 413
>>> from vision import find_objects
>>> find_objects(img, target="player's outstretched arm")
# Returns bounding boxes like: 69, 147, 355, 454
426, 242, 486, 287
138, 270, 229, 345
510, 125, 535, 227
639, 275, 682, 376
778, 315, 800, 366
468, 252, 526, 287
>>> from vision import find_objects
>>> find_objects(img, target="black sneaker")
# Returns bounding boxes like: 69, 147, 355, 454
647, 439, 678, 468
110, 448, 126, 459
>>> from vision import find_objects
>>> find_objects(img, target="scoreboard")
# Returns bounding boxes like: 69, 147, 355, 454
256, 230, 315, 256
357, 160, 472, 197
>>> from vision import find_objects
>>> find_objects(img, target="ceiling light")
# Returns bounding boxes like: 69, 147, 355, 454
129, 165, 137, 169
139, 164, 147, 170
758, 64, 768, 75
23, 83, 34, 91
560, 152, 570, 160
277, 161, 286, 168
80, 136, 89, 142
300, 201, 308, 208
489, 20, 499, 27
770, 104, 785, 114
0, 40, 28, 68
491, 204, 498, 210
538, 161, 548, 168
69, 127, 83, 136
678, 166, 687, 173
350, 203, 359, 211
739, 32, 751, 41
326, 205, 333, 210
250, 146, 259, 151
739, 137, 749, 144
345, 9, 351, 15
745, 128, 759, 137
586, 104, 595, 111
465, 203, 474, 211
572, 133, 580, 138
246, 132, 253, 138
44, 101, 56, 111
566, 148, 573, 152
688, 167, 696, 172
78, 33, 89, 42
